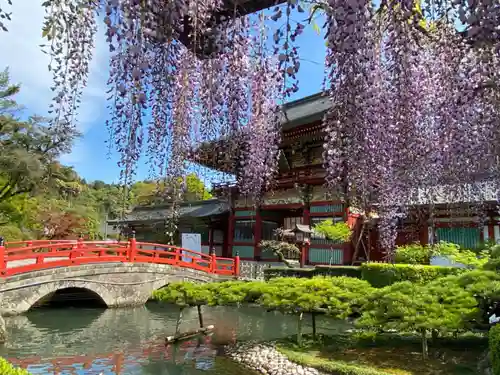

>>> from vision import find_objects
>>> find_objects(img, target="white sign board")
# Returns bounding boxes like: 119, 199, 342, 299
181, 233, 202, 262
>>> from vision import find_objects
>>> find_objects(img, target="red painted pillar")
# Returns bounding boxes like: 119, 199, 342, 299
0, 236, 5, 275
210, 249, 217, 274
129, 231, 137, 263
234, 251, 240, 278
254, 207, 262, 260
226, 208, 235, 258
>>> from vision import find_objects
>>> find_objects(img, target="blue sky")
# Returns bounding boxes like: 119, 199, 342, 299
0, 1, 326, 184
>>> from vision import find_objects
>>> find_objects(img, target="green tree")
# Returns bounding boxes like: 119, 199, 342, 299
313, 219, 352, 243
0, 69, 80, 203
358, 279, 478, 359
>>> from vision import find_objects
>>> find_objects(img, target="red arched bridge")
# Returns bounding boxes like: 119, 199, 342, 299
0, 235, 239, 315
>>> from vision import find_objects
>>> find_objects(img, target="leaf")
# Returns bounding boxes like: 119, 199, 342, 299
312, 21, 321, 35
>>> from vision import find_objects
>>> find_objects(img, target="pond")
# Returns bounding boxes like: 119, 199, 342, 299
0, 304, 344, 374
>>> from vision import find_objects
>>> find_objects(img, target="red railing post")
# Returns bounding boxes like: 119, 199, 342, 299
174, 247, 180, 265
128, 231, 137, 263
234, 250, 240, 278
0, 236, 5, 275
210, 249, 217, 274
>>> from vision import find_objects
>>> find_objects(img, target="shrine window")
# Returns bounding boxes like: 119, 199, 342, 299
234, 220, 255, 242
262, 220, 280, 240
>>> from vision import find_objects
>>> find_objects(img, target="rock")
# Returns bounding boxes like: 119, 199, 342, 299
0, 315, 6, 343
227, 342, 327, 375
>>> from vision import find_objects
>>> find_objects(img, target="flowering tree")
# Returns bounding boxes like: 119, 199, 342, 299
1, 0, 500, 256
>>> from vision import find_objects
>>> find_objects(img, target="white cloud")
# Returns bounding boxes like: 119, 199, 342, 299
0, 0, 110, 162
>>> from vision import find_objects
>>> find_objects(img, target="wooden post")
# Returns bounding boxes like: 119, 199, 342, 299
302, 207, 310, 267
208, 226, 214, 254
175, 307, 184, 336
254, 207, 262, 260
129, 231, 137, 263
297, 312, 304, 346
225, 194, 235, 258
197, 305, 204, 328
0, 236, 5, 275
311, 312, 317, 341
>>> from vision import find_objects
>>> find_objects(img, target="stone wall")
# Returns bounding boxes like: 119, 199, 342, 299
0, 263, 230, 316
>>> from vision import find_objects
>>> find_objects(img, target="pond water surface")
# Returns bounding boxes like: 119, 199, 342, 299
0, 304, 342, 375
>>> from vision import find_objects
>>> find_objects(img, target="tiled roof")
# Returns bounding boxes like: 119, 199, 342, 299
109, 199, 229, 224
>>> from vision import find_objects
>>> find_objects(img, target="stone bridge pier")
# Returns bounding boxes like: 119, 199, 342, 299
0, 263, 229, 316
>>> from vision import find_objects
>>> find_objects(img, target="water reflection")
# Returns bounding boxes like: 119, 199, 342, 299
0, 304, 345, 374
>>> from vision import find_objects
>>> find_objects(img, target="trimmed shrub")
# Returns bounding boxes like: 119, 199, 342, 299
491, 325, 500, 375
394, 243, 431, 265
264, 266, 361, 281
360, 263, 467, 288
0, 358, 31, 375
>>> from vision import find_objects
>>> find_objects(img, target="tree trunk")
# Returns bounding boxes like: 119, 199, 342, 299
421, 329, 429, 360
197, 305, 204, 328
175, 307, 184, 336
277, 252, 294, 268
311, 312, 317, 341
297, 312, 304, 346
431, 329, 439, 342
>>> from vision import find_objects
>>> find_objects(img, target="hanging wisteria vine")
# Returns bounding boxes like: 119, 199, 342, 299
2, 0, 500, 253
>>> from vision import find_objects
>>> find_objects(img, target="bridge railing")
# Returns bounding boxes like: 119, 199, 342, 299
0, 236, 239, 278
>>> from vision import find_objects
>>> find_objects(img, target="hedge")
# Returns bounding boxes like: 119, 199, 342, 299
264, 263, 465, 287
0, 358, 31, 375
264, 266, 362, 281
359, 263, 466, 287
491, 325, 500, 375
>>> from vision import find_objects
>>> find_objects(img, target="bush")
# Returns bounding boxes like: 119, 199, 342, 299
395, 243, 431, 264
360, 263, 466, 288
491, 325, 500, 375
0, 225, 25, 242
0, 358, 31, 375
264, 266, 362, 281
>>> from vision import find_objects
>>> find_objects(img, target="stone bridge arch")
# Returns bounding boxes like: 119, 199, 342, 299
0, 263, 231, 316
28, 282, 112, 310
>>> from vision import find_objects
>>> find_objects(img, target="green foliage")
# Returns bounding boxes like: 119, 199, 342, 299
490, 325, 500, 375
483, 244, 500, 272
0, 224, 24, 241
264, 266, 362, 280
360, 263, 466, 288
130, 174, 212, 207
313, 220, 352, 243
0, 357, 31, 375
151, 282, 214, 306
155, 277, 373, 319
395, 243, 431, 264
357, 278, 478, 359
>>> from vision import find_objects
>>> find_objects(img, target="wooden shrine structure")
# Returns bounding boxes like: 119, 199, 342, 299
111, 93, 500, 265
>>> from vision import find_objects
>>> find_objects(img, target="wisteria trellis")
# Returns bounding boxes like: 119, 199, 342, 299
2, 0, 500, 255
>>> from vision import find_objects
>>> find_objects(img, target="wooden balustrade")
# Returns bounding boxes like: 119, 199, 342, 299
0, 236, 240, 278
